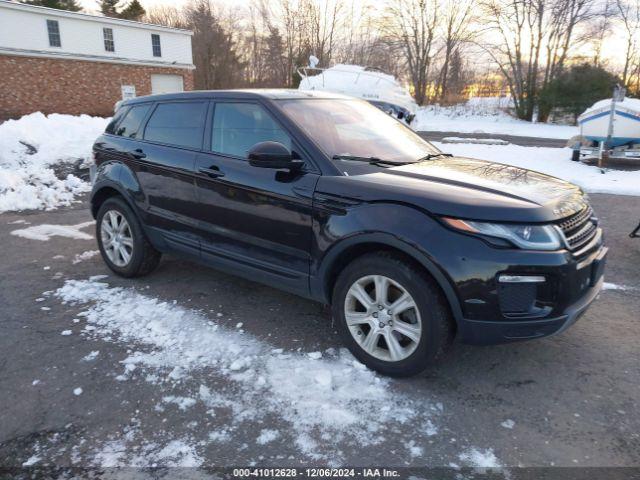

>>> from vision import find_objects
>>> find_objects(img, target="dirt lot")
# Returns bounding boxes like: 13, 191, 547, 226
0, 193, 639, 473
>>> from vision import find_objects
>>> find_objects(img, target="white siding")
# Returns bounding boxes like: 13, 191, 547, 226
0, 1, 193, 67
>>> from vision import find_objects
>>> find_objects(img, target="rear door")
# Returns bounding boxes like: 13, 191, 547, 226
193, 100, 320, 296
135, 100, 208, 254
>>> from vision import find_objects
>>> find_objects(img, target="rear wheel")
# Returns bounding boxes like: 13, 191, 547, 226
96, 197, 161, 277
332, 252, 453, 376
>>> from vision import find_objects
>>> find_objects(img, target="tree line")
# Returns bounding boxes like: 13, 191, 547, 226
20, 0, 640, 122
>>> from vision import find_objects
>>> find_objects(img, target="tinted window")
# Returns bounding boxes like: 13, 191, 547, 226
105, 106, 129, 135
144, 102, 207, 149
211, 103, 291, 158
114, 104, 150, 138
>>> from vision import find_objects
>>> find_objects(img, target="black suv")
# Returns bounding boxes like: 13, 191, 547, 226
90, 90, 607, 376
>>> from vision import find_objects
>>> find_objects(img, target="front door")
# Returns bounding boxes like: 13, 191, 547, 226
193, 101, 319, 296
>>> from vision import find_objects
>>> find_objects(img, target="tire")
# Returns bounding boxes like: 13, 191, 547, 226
332, 252, 454, 377
96, 196, 161, 278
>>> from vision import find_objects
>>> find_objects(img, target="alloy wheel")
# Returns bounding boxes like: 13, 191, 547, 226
100, 210, 134, 267
344, 275, 422, 362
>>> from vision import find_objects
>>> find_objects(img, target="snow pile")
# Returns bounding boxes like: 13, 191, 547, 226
0, 112, 108, 213
91, 423, 203, 468
72, 250, 100, 264
52, 278, 453, 465
414, 98, 578, 139
458, 448, 501, 468
602, 282, 634, 291
435, 142, 640, 196
10, 221, 94, 241
441, 137, 510, 145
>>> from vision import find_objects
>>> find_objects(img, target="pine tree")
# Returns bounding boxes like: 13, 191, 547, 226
99, 0, 120, 18
21, 0, 82, 12
539, 64, 620, 123
118, 0, 146, 21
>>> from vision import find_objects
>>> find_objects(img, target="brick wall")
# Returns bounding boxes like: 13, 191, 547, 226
0, 54, 195, 120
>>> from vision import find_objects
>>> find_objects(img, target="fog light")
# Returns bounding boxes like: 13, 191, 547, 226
498, 275, 546, 283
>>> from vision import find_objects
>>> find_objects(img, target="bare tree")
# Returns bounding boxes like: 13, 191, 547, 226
436, 0, 476, 101
588, 0, 616, 67
144, 5, 188, 28
479, 0, 595, 121
382, 0, 440, 105
307, 0, 344, 66
616, 0, 640, 87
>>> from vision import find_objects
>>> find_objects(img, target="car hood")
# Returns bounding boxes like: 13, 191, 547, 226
318, 157, 587, 222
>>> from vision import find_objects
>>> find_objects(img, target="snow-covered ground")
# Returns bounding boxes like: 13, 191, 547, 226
413, 97, 578, 140
434, 142, 640, 196
0, 113, 108, 213
40, 276, 502, 467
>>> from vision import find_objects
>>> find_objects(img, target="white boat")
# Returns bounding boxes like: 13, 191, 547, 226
578, 97, 640, 147
297, 64, 418, 123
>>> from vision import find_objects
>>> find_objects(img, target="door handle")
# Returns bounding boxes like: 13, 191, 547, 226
129, 148, 146, 160
199, 166, 225, 178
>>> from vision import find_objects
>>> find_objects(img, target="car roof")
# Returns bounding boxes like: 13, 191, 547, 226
122, 88, 353, 106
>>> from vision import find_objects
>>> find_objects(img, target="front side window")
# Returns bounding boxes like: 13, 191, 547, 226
114, 104, 151, 138
279, 99, 437, 163
103, 27, 115, 52
151, 34, 161, 57
46, 20, 61, 47
144, 102, 207, 149
211, 103, 291, 158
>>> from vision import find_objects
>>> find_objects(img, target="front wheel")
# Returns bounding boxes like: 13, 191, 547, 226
332, 252, 454, 377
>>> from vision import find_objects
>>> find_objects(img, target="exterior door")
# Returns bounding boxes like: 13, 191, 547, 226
135, 100, 207, 254
193, 101, 319, 296
151, 74, 184, 94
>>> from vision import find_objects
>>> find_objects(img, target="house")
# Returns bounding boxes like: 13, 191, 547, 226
0, 0, 194, 119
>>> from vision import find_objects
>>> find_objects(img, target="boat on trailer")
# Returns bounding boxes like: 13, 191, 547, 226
577, 97, 640, 163
297, 64, 418, 124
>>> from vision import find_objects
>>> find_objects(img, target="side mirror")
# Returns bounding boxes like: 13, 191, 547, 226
248, 141, 303, 171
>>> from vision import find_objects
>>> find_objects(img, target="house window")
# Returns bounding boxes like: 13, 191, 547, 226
151, 34, 161, 57
46, 20, 61, 47
103, 28, 115, 52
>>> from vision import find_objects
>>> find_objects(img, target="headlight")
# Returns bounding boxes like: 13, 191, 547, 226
442, 217, 563, 251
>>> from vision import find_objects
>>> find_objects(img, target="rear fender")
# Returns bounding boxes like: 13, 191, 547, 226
90, 161, 144, 217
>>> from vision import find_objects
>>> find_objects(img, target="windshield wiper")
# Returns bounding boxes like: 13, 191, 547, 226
419, 153, 453, 161
331, 155, 415, 166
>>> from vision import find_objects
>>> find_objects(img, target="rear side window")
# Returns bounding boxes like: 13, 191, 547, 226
211, 103, 291, 158
114, 104, 150, 138
144, 102, 207, 149
105, 106, 129, 135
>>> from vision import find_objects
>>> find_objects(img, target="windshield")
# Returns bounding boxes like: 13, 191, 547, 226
278, 99, 439, 163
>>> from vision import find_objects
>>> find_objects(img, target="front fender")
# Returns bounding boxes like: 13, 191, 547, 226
310, 201, 464, 324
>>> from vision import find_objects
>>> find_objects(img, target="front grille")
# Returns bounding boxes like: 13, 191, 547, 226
558, 205, 598, 252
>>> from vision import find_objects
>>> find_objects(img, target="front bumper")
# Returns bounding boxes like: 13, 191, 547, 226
452, 238, 607, 345
458, 274, 604, 345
